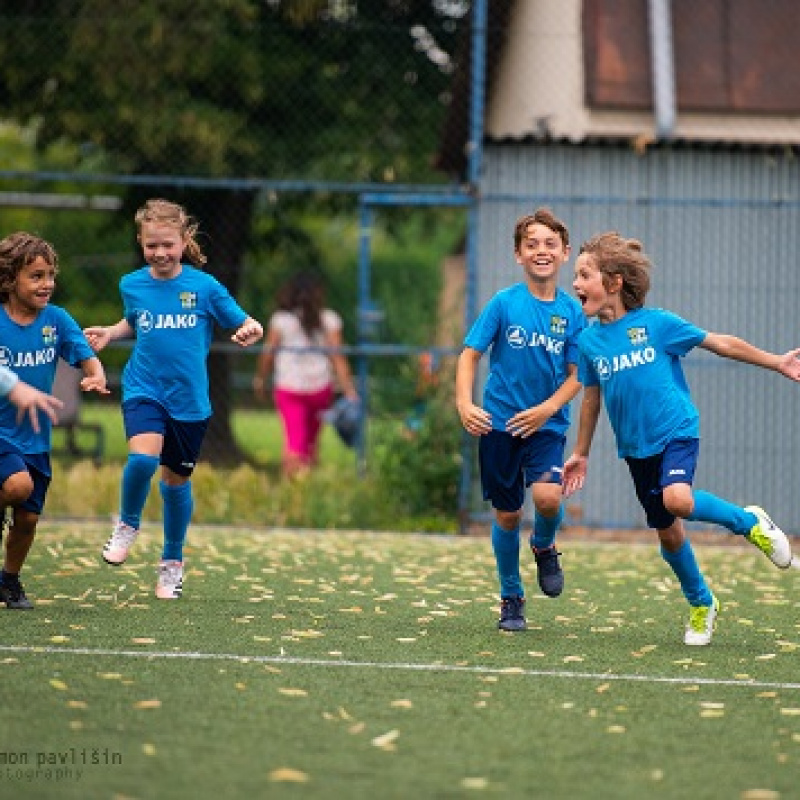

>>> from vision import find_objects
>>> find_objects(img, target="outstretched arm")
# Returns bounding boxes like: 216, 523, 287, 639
232, 316, 263, 347
83, 319, 135, 353
700, 333, 800, 381
562, 385, 602, 497
455, 347, 491, 436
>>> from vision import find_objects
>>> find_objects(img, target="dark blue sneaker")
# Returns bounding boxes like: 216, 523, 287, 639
498, 595, 526, 631
533, 546, 564, 598
0, 578, 34, 609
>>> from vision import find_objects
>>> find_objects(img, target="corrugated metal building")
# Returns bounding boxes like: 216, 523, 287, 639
444, 0, 800, 531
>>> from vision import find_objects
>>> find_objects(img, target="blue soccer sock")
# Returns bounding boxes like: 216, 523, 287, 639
160, 481, 193, 562
491, 521, 523, 598
661, 539, 713, 607
530, 505, 564, 551
688, 489, 757, 536
119, 453, 159, 530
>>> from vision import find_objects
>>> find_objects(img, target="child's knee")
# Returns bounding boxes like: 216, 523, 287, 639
663, 484, 693, 519
1, 472, 34, 505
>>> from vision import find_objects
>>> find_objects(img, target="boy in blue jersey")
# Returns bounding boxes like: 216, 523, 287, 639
565, 231, 799, 646
84, 199, 263, 600
0, 232, 108, 609
456, 208, 586, 631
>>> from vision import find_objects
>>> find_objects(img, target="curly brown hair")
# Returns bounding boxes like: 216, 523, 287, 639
0, 232, 59, 303
578, 231, 651, 310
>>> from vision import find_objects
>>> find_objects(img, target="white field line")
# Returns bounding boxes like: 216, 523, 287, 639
2, 644, 800, 691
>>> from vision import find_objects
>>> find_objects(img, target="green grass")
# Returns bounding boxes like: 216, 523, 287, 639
2, 524, 799, 799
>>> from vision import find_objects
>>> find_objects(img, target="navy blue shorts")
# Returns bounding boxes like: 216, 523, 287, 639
479, 429, 565, 513
625, 438, 700, 529
0, 450, 52, 515
123, 398, 209, 477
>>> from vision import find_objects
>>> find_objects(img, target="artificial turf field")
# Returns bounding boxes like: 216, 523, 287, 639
1, 522, 799, 800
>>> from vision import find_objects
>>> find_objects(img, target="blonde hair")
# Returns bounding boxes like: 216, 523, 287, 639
579, 231, 651, 310
0, 232, 59, 303
134, 198, 207, 267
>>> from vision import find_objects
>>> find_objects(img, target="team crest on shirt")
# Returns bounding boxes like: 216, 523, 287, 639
550, 315, 567, 336
41, 325, 58, 345
179, 291, 197, 309
627, 326, 648, 346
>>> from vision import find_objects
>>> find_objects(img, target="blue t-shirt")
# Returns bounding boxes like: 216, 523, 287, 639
0, 304, 94, 455
121, 265, 247, 421
464, 283, 586, 435
577, 307, 707, 459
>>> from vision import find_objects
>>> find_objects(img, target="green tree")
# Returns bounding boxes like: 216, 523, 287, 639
0, 0, 467, 460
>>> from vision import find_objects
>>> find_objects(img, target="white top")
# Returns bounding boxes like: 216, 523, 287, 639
270, 309, 342, 393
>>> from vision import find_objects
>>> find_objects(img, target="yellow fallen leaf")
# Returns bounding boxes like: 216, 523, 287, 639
269, 768, 309, 783
391, 699, 413, 709
134, 700, 162, 709
49, 679, 68, 691
700, 710, 725, 718
780, 708, 800, 716
50, 636, 69, 643
131, 638, 156, 645
372, 729, 400, 748
461, 777, 489, 789
607, 725, 626, 733
596, 684, 610, 694
142, 743, 157, 756
755, 654, 776, 661
740, 791, 780, 800
278, 688, 308, 697
67, 700, 87, 709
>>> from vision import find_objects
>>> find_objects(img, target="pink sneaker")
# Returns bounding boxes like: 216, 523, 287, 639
156, 560, 184, 599
102, 520, 139, 565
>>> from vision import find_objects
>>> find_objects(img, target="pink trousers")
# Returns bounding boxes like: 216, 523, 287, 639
274, 385, 334, 464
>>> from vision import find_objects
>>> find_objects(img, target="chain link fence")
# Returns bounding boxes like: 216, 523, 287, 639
2, 2, 799, 530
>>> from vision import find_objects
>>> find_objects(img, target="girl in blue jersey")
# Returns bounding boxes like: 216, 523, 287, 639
0, 232, 108, 609
456, 208, 586, 631
565, 231, 799, 645
84, 199, 263, 600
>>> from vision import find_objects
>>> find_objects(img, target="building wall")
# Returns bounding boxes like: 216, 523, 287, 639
473, 142, 800, 531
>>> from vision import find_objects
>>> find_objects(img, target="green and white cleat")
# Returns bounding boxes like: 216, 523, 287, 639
744, 506, 792, 569
684, 595, 720, 646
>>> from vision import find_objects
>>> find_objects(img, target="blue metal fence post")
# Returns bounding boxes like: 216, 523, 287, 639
355, 199, 373, 475
457, 0, 488, 533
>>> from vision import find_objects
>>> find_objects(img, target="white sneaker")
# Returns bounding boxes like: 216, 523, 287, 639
744, 506, 792, 569
156, 560, 184, 600
684, 595, 720, 646
102, 520, 139, 565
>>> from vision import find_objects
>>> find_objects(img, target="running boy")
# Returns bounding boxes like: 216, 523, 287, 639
456, 208, 586, 631
0, 232, 108, 609
564, 231, 798, 646
84, 198, 263, 600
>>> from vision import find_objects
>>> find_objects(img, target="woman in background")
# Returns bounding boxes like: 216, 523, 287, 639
253, 271, 358, 478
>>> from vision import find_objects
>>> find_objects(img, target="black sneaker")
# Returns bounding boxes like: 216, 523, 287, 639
533, 546, 564, 598
0, 579, 34, 609
498, 595, 526, 631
